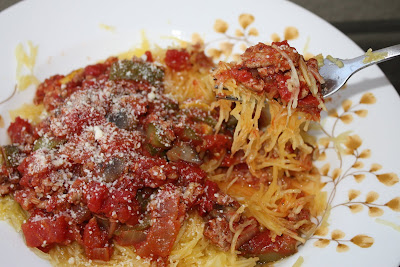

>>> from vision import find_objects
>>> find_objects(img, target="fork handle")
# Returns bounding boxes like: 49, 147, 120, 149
344, 44, 400, 73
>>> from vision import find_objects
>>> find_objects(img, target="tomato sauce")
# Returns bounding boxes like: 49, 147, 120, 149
0, 46, 312, 265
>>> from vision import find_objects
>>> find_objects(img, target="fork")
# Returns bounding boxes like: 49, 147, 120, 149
320, 44, 400, 97
216, 44, 400, 100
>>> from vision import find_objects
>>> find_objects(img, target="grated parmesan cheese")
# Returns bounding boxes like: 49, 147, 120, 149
93, 126, 104, 140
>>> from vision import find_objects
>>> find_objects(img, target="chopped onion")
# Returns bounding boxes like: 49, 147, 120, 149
107, 111, 135, 130
115, 229, 147, 246
167, 143, 202, 164
103, 158, 125, 182
87, 247, 112, 261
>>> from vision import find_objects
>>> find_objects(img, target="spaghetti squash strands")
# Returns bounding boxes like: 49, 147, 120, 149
1, 40, 326, 266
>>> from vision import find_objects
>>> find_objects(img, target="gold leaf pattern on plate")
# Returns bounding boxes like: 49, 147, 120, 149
235, 29, 244, 37
385, 197, 400, 212
376, 173, 399, 186
191, 33, 204, 45
368, 207, 384, 217
354, 109, 368, 117
359, 149, 371, 159
232, 54, 241, 61
318, 151, 326, 161
315, 226, 329, 237
352, 161, 364, 169
359, 92, 376, 104
348, 189, 361, 201
320, 163, 330, 176
345, 135, 362, 151
213, 19, 229, 33
353, 174, 366, 183
284, 26, 299, 40
333, 131, 352, 155
336, 243, 350, 252
369, 163, 382, 172
248, 27, 259, 36
328, 109, 338, 118
350, 235, 374, 248
340, 114, 353, 124
314, 239, 330, 248
349, 204, 363, 213
270, 33, 280, 42
318, 137, 330, 149
239, 43, 247, 51
365, 191, 379, 203
238, 14, 254, 29
341, 99, 352, 112
331, 229, 345, 240
207, 48, 222, 59
332, 168, 342, 180
219, 42, 234, 57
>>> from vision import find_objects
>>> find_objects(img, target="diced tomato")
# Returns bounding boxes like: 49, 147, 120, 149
18, 154, 51, 186
84, 181, 109, 213
166, 161, 207, 186
51, 104, 106, 138
135, 184, 184, 260
34, 74, 64, 107
165, 49, 191, 71
175, 161, 207, 186
84, 63, 108, 77
14, 188, 37, 210
194, 51, 213, 68
198, 180, 219, 216
110, 179, 138, 203
22, 212, 69, 248
261, 76, 280, 98
297, 94, 322, 120
298, 94, 320, 108
113, 203, 140, 225
276, 74, 292, 103
202, 134, 232, 151
17, 156, 32, 177
83, 218, 108, 248
103, 179, 141, 225
7, 117, 35, 145
130, 157, 180, 188
145, 51, 154, 62
288, 208, 310, 222
230, 67, 254, 84
83, 217, 112, 261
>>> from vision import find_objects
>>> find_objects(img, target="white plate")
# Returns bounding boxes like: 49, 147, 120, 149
1, 0, 400, 266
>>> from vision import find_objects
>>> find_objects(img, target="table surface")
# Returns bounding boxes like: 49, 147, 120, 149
1, 0, 399, 95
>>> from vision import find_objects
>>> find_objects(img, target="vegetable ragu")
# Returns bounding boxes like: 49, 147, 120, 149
0, 41, 326, 266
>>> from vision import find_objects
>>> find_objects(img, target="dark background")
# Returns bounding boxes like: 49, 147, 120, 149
1, 0, 399, 95
292, 0, 400, 95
